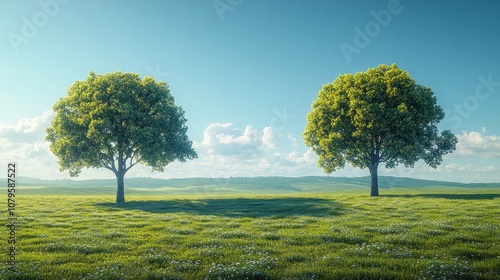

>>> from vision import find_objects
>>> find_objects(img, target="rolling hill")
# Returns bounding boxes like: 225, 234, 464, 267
6, 176, 499, 196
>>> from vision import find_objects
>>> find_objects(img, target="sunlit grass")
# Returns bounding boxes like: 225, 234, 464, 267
1, 188, 499, 279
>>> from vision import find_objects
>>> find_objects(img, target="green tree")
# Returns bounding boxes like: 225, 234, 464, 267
46, 71, 197, 203
303, 64, 457, 196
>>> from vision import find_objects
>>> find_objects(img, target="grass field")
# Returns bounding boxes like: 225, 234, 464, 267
1, 186, 499, 279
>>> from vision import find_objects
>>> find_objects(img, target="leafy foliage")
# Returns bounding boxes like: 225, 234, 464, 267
46, 71, 197, 202
303, 64, 457, 195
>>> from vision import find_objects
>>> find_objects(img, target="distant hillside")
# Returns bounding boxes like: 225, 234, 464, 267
3, 176, 497, 196
10, 176, 500, 189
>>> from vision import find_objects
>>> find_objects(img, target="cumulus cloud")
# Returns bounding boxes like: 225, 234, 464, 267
378, 127, 500, 183
0, 110, 54, 140
188, 123, 321, 177
0, 110, 54, 157
196, 123, 284, 157
0, 111, 65, 179
285, 150, 317, 165
287, 133, 298, 147
262, 127, 282, 149
454, 129, 500, 158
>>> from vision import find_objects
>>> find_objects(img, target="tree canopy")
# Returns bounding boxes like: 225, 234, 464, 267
303, 64, 457, 196
46, 71, 197, 203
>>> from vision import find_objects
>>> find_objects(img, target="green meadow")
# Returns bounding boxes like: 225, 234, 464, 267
1, 180, 499, 279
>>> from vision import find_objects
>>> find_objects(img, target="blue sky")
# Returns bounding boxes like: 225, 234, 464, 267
1, 0, 499, 183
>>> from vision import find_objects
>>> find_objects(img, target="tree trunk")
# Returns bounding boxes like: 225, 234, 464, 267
115, 171, 125, 204
369, 162, 379, 197
115, 146, 126, 204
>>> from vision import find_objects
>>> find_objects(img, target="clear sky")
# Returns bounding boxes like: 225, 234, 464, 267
1, 0, 499, 183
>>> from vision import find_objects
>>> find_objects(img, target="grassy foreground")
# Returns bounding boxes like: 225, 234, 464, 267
1, 188, 499, 279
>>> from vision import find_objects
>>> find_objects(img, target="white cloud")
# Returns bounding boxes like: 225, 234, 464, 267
0, 111, 65, 179
0, 111, 54, 139
262, 126, 282, 149
185, 123, 322, 177
378, 128, 500, 182
196, 123, 284, 157
285, 150, 316, 165
452, 130, 500, 158
0, 110, 54, 159
287, 133, 298, 147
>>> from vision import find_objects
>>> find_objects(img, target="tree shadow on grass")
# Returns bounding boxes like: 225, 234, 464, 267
384, 193, 500, 200
95, 197, 345, 218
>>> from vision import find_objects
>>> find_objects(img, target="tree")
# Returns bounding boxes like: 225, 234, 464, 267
46, 71, 197, 203
303, 64, 457, 196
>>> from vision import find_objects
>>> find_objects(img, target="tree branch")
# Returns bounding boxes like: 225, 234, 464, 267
125, 160, 139, 173
362, 152, 371, 166
97, 156, 115, 172
106, 145, 116, 171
